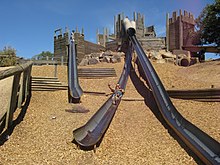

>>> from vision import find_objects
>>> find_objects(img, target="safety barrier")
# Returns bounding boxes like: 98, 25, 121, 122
0, 61, 32, 133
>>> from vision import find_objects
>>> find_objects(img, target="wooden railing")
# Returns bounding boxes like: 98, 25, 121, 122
0, 61, 33, 133
31, 56, 67, 66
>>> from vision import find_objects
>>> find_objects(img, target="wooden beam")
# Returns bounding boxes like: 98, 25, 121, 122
182, 45, 220, 53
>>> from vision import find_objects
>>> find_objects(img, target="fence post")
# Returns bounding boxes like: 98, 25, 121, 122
61, 56, 64, 66
54, 64, 58, 77
18, 73, 24, 108
17, 68, 29, 108
46, 56, 49, 65
6, 73, 21, 129
25, 66, 32, 99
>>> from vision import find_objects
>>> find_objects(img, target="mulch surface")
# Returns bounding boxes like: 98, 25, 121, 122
0, 59, 219, 165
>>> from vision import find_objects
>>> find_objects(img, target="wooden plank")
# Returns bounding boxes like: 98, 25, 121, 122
0, 61, 33, 80
32, 60, 58, 65
32, 81, 62, 85
6, 73, 21, 129
32, 76, 58, 80
31, 79, 60, 82
18, 73, 24, 108
122, 97, 144, 101
25, 67, 32, 99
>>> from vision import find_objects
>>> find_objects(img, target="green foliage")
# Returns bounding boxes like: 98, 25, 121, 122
32, 51, 54, 60
196, 0, 220, 46
0, 56, 16, 66
0, 46, 16, 56
0, 46, 17, 66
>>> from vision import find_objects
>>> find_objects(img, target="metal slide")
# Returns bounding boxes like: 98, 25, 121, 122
73, 44, 132, 147
67, 36, 83, 102
129, 34, 220, 165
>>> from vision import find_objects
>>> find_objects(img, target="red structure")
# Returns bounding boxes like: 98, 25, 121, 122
168, 10, 199, 51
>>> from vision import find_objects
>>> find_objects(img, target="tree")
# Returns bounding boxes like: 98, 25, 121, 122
32, 51, 54, 60
196, 0, 220, 46
0, 46, 17, 66
0, 46, 16, 56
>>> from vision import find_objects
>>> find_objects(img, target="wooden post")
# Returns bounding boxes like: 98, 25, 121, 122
54, 64, 58, 77
25, 66, 32, 99
27, 66, 32, 98
166, 13, 169, 51
18, 69, 29, 108
179, 10, 183, 50
18, 73, 24, 108
103, 27, 106, 47
6, 73, 21, 129
61, 56, 64, 66
46, 56, 49, 65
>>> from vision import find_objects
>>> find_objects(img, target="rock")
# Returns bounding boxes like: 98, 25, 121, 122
111, 57, 118, 63
103, 56, 111, 63
79, 58, 89, 66
88, 58, 99, 65
103, 50, 113, 57
90, 52, 102, 58
156, 59, 166, 63
159, 50, 176, 58
164, 58, 175, 64
112, 54, 121, 62
151, 51, 162, 60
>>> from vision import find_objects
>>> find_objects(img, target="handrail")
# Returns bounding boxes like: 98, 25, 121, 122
73, 44, 132, 147
0, 61, 33, 133
0, 61, 32, 80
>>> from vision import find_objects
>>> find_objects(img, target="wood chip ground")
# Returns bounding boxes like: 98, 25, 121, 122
0, 60, 219, 164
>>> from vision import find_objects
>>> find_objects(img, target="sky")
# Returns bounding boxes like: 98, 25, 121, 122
0, 0, 216, 59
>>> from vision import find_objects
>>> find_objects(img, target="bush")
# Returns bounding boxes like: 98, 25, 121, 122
0, 46, 17, 66
0, 56, 17, 67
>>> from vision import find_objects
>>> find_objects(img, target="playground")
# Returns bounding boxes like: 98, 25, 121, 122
0, 59, 219, 164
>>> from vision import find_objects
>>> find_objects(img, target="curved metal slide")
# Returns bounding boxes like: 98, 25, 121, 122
72, 18, 219, 164
129, 34, 220, 165
72, 44, 132, 147
67, 37, 83, 102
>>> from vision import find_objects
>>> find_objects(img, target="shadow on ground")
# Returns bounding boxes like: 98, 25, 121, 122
0, 94, 31, 146
129, 64, 205, 165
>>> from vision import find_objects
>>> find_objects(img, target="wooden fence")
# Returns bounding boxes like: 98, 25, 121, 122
31, 56, 67, 66
0, 61, 33, 133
